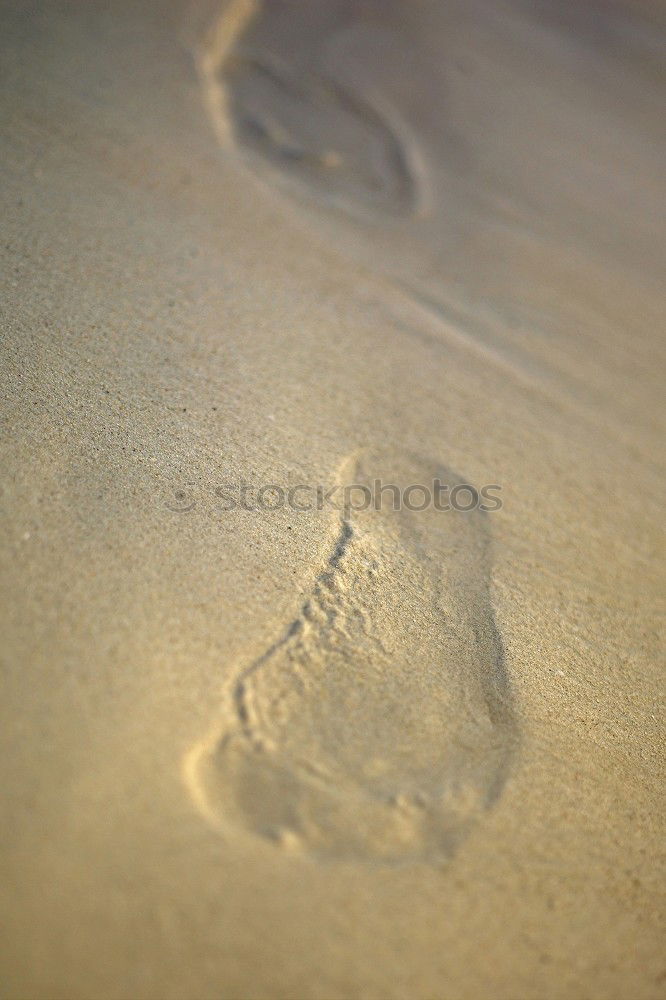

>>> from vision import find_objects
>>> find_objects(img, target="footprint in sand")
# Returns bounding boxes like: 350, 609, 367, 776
184, 450, 515, 864
201, 0, 428, 218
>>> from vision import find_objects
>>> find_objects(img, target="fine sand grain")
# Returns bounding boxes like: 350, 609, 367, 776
0, 1, 664, 998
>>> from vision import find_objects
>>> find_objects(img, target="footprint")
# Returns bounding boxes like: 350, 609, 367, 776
200, 0, 427, 218
184, 449, 515, 864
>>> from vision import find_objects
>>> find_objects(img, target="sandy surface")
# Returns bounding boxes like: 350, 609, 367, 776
1, 1, 665, 997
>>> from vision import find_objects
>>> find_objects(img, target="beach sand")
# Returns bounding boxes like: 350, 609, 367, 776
1, 1, 664, 996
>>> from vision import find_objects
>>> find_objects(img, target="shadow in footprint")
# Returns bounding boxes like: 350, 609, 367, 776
208, 0, 428, 218
185, 449, 516, 864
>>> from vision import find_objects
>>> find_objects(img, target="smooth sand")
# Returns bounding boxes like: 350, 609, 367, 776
1, 1, 664, 997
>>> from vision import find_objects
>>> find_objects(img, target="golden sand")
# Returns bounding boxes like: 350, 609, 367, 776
1, 1, 664, 996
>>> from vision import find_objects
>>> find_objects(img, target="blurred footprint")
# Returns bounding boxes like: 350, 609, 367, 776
199, 0, 429, 218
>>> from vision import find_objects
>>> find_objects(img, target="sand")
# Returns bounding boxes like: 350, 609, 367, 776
0, 1, 664, 997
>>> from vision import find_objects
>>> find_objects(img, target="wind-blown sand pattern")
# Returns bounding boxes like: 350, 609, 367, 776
185, 450, 515, 862
196, 0, 658, 450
